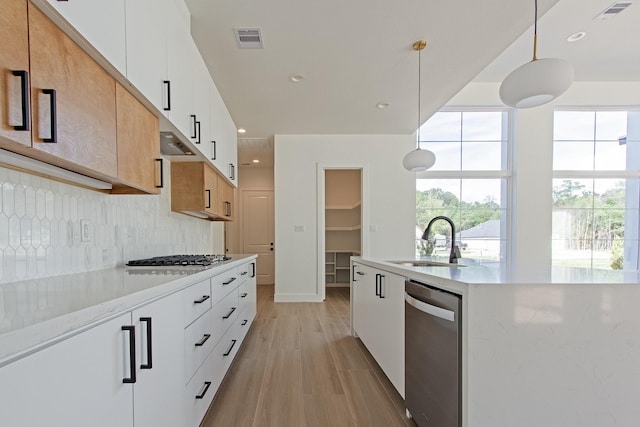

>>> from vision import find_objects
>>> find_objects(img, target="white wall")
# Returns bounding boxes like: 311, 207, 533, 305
0, 161, 218, 284
274, 134, 415, 302
448, 81, 640, 265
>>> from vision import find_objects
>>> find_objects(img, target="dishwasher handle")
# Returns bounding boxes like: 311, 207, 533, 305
405, 292, 455, 322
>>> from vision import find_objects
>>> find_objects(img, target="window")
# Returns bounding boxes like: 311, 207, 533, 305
552, 110, 640, 270
416, 110, 511, 262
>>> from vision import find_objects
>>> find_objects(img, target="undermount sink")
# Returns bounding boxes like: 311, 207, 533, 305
389, 260, 466, 268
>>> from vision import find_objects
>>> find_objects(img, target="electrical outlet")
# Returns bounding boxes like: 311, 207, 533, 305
81, 219, 92, 242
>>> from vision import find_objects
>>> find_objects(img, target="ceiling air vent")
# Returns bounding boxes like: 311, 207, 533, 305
234, 27, 264, 49
594, 2, 634, 19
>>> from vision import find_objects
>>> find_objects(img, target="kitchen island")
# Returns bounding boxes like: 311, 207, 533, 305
352, 257, 640, 427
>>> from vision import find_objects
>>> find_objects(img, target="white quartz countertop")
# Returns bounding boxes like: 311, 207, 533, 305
354, 256, 640, 289
0, 254, 256, 366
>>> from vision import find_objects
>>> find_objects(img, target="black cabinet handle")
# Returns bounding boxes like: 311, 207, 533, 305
42, 89, 56, 143
190, 114, 197, 139
140, 317, 153, 369
194, 295, 210, 304
356, 271, 365, 276
379, 274, 385, 299
121, 325, 136, 383
195, 121, 201, 144
241, 292, 248, 298
222, 307, 236, 319
228, 163, 235, 180
240, 271, 248, 276
241, 319, 248, 326
223, 339, 237, 357
224, 201, 231, 217
195, 334, 211, 347
155, 158, 164, 188
211, 141, 216, 160
222, 277, 236, 285
195, 381, 212, 399
250, 262, 256, 278
205, 189, 211, 209
11, 70, 30, 131
352, 266, 357, 282
375, 274, 381, 297
163, 80, 171, 111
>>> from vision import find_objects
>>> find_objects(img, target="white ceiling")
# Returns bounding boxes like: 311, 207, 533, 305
185, 0, 639, 163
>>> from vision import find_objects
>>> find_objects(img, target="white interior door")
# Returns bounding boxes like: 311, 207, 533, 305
242, 190, 274, 285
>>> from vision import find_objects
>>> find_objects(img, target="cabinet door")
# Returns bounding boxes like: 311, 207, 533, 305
223, 108, 238, 187
204, 164, 219, 216
208, 83, 227, 172
0, 313, 134, 427
132, 291, 184, 427
375, 271, 405, 396
115, 83, 161, 194
166, 0, 194, 139
351, 263, 377, 347
43, 0, 127, 75
191, 51, 212, 158
0, 0, 31, 147
217, 177, 235, 220
125, 0, 169, 113
28, 3, 117, 178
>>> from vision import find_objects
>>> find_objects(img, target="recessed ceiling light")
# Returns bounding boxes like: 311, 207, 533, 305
252, 159, 260, 163
289, 74, 305, 83
237, 128, 246, 134
567, 31, 587, 42
376, 102, 390, 109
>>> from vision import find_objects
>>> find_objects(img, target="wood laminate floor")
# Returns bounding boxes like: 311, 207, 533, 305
201, 285, 416, 427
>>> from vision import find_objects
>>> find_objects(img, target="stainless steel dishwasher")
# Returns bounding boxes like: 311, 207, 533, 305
405, 280, 462, 427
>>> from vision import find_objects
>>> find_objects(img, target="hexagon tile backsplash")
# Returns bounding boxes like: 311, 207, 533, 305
0, 164, 215, 284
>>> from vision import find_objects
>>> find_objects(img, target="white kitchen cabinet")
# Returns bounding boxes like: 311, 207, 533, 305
190, 49, 213, 158
132, 291, 184, 427
124, 0, 170, 114
41, 0, 127, 75
0, 313, 134, 427
165, 0, 194, 140
208, 82, 227, 172
351, 262, 405, 396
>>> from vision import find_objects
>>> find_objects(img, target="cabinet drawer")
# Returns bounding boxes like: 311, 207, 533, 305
210, 287, 239, 341
237, 262, 250, 284
184, 309, 215, 383
184, 350, 217, 427
210, 316, 242, 387
211, 267, 238, 304
238, 280, 249, 314
183, 279, 212, 327
237, 307, 252, 343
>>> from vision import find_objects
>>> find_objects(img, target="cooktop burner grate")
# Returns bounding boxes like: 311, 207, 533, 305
126, 254, 231, 267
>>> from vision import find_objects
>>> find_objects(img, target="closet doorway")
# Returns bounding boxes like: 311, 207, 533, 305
318, 167, 366, 300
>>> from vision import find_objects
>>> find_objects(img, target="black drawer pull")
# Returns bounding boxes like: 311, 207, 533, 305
222, 277, 236, 285
195, 334, 211, 347
379, 274, 386, 298
223, 339, 237, 357
211, 140, 216, 160
194, 295, 210, 304
11, 70, 30, 131
222, 307, 236, 319
205, 189, 211, 209
195, 381, 212, 399
121, 325, 136, 384
250, 262, 256, 278
240, 271, 248, 276
375, 274, 381, 297
155, 158, 164, 188
163, 80, 171, 111
241, 319, 248, 326
140, 317, 153, 369
356, 271, 365, 276
240, 292, 248, 298
42, 89, 57, 143
195, 121, 201, 144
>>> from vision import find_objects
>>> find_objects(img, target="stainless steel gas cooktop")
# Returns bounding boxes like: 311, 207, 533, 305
126, 254, 231, 267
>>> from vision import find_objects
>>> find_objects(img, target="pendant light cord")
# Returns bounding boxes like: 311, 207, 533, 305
532, 0, 538, 61
417, 47, 422, 149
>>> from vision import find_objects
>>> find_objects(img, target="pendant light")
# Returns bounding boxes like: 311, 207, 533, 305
499, 0, 573, 109
403, 40, 436, 172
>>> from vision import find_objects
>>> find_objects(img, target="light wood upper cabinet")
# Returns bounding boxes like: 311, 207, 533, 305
114, 83, 161, 194
40, 0, 127, 75
28, 3, 118, 178
171, 162, 234, 221
0, 0, 31, 147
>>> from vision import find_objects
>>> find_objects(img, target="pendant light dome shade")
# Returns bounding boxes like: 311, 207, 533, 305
499, 58, 574, 108
403, 148, 436, 172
